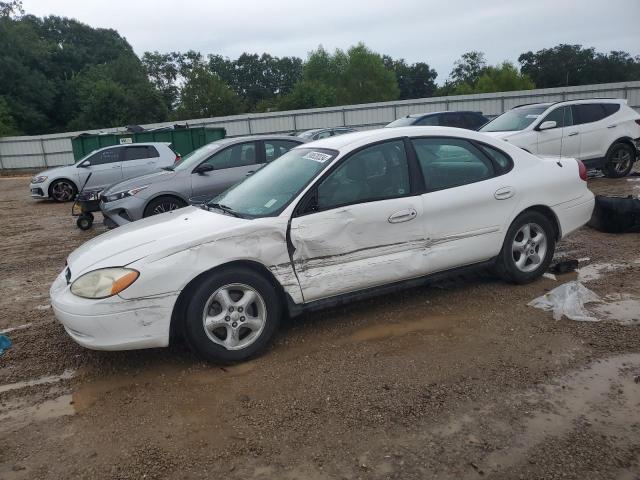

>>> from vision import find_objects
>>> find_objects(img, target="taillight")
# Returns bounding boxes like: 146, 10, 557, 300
174, 154, 181, 163
576, 159, 587, 181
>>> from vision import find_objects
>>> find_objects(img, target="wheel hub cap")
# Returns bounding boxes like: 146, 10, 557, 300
511, 222, 547, 273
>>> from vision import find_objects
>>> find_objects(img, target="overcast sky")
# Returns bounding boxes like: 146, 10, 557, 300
23, 0, 640, 83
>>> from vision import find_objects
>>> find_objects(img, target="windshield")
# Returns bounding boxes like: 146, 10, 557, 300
208, 147, 338, 218
171, 143, 223, 171
386, 117, 416, 127
480, 106, 549, 132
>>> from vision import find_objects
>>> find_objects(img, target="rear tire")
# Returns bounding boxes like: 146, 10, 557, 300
143, 196, 187, 218
49, 179, 77, 202
495, 211, 556, 284
603, 143, 635, 178
183, 267, 282, 363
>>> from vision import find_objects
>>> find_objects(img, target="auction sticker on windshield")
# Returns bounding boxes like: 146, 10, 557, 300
303, 151, 332, 163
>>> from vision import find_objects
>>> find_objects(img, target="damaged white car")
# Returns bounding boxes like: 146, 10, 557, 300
50, 127, 595, 362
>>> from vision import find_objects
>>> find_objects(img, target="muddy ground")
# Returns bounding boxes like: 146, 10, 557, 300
0, 174, 639, 480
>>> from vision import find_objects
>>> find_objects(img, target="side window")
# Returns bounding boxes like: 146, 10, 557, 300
442, 113, 466, 128
574, 104, 607, 125
416, 115, 439, 126
478, 144, 513, 174
123, 146, 153, 161
204, 142, 256, 169
316, 140, 410, 210
540, 106, 572, 128
315, 131, 332, 140
412, 138, 495, 191
466, 114, 487, 129
87, 147, 121, 165
264, 140, 300, 163
602, 103, 621, 117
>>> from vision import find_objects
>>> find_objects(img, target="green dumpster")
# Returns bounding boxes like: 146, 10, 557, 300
71, 127, 226, 161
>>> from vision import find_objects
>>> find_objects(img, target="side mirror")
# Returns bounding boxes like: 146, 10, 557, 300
78, 160, 91, 168
194, 163, 214, 175
538, 120, 557, 131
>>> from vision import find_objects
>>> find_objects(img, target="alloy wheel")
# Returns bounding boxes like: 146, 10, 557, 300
511, 222, 547, 273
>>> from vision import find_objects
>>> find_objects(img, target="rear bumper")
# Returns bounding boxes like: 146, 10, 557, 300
553, 193, 595, 238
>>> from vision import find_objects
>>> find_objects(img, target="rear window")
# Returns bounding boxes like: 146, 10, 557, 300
602, 103, 621, 117
123, 146, 158, 161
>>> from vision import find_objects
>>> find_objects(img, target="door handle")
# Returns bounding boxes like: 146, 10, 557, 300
245, 170, 255, 177
567, 132, 579, 137
494, 187, 515, 200
112, 166, 120, 169
607, 124, 617, 129
388, 208, 417, 223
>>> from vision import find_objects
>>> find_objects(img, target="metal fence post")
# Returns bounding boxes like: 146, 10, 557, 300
341, 108, 347, 126
500, 96, 505, 114
40, 138, 48, 168
0, 145, 4, 170
292, 113, 297, 132
247, 116, 253, 134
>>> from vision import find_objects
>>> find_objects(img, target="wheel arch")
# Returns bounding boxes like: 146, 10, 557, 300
606, 136, 637, 161
143, 193, 189, 217
513, 204, 561, 241
169, 259, 289, 345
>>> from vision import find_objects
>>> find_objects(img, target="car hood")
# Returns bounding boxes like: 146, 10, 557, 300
33, 165, 76, 179
66, 206, 245, 278
481, 131, 523, 140
102, 169, 178, 195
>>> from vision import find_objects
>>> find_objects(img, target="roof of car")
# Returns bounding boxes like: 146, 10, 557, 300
406, 110, 481, 118
513, 98, 627, 109
214, 134, 307, 145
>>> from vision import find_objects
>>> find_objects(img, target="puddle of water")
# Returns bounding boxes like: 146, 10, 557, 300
348, 316, 454, 342
0, 369, 75, 394
0, 394, 75, 432
0, 323, 32, 335
577, 263, 628, 282
592, 298, 640, 326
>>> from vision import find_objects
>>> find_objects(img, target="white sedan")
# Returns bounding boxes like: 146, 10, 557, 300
50, 127, 595, 363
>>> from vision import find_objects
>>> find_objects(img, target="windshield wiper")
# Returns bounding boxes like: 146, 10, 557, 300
207, 203, 243, 218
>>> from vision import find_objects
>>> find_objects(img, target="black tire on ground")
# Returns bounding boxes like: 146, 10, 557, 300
76, 214, 93, 230
494, 211, 556, 284
49, 179, 77, 202
183, 267, 282, 363
143, 196, 187, 218
602, 142, 635, 178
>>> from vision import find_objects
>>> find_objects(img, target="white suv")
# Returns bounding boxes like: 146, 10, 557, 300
481, 99, 640, 177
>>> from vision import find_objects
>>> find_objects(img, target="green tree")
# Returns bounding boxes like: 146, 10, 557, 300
449, 51, 487, 87
0, 96, 18, 136
453, 62, 534, 94
0, 0, 22, 17
173, 66, 244, 119
141, 51, 181, 111
383, 56, 438, 99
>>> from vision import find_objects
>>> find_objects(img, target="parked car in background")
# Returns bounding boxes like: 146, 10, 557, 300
99, 135, 305, 227
296, 127, 357, 140
29, 143, 179, 202
386, 111, 489, 130
480, 99, 640, 178
52, 127, 594, 363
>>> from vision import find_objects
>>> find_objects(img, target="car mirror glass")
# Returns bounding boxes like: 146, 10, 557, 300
539, 120, 557, 130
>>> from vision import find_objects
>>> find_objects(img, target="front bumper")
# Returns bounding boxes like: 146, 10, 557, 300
50, 269, 178, 351
29, 183, 48, 199
100, 196, 147, 227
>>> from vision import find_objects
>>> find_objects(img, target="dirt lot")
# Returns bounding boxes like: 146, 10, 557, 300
0, 174, 639, 480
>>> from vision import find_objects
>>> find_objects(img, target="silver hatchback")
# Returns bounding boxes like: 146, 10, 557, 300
100, 135, 305, 226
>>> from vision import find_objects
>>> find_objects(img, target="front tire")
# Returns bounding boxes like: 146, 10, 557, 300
183, 267, 282, 363
603, 143, 635, 178
50, 179, 77, 202
143, 196, 187, 218
495, 211, 556, 284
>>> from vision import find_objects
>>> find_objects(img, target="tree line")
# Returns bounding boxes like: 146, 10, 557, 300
1, 1, 639, 136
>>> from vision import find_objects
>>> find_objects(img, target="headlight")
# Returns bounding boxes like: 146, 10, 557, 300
31, 175, 47, 184
70, 268, 139, 299
103, 185, 148, 202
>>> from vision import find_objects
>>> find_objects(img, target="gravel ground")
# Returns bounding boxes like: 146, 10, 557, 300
0, 174, 639, 480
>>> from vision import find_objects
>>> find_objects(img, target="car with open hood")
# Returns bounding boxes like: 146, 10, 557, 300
51, 127, 594, 363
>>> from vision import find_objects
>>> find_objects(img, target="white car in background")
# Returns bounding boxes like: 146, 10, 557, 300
50, 127, 594, 363
29, 143, 179, 202
481, 99, 640, 177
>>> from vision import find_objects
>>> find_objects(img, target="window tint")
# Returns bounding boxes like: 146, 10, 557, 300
478, 144, 512, 174
87, 147, 121, 165
204, 142, 256, 169
540, 106, 573, 128
123, 146, 158, 161
441, 113, 467, 128
264, 140, 300, 163
573, 104, 608, 125
416, 115, 439, 126
465, 113, 487, 129
315, 130, 332, 140
602, 103, 621, 116
412, 138, 494, 191
317, 140, 409, 209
